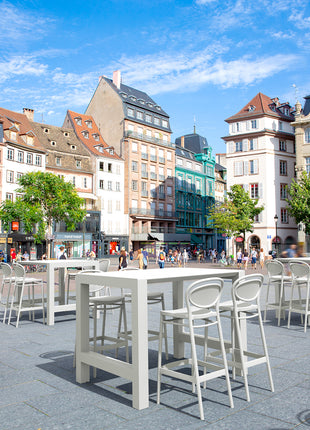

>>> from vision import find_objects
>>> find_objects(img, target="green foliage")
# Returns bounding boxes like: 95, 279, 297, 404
0, 172, 86, 243
287, 171, 310, 235
209, 184, 264, 244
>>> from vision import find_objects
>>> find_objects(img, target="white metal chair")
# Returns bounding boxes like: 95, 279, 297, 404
0, 263, 15, 323
220, 274, 274, 402
264, 260, 292, 326
119, 266, 168, 359
157, 277, 234, 421
288, 261, 310, 332
8, 263, 45, 328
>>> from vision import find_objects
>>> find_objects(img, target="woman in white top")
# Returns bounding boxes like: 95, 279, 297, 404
259, 248, 265, 269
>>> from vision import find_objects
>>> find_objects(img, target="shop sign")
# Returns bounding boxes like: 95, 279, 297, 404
235, 236, 244, 243
12, 221, 19, 231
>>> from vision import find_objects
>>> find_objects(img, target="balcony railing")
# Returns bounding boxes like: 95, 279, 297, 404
141, 171, 148, 179
159, 157, 165, 164
158, 193, 165, 199
125, 130, 175, 148
150, 172, 157, 180
129, 208, 177, 218
150, 154, 157, 162
159, 174, 165, 181
141, 152, 148, 160
150, 191, 157, 198
141, 190, 148, 197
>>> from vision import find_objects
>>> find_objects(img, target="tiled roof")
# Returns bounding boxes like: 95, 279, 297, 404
66, 110, 122, 160
175, 146, 199, 161
175, 133, 209, 154
225, 92, 295, 122
0, 106, 45, 152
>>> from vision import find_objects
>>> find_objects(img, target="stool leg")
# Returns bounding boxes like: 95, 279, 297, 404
258, 310, 274, 392
234, 310, 250, 402
157, 314, 164, 405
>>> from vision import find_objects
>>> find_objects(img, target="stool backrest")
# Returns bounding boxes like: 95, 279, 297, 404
12, 263, 26, 279
79, 269, 105, 294
0, 263, 12, 278
232, 274, 264, 303
186, 277, 224, 310
265, 260, 284, 277
98, 259, 110, 272
289, 261, 310, 280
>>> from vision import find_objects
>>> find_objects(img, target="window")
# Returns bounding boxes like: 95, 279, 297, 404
44, 128, 49, 133
280, 183, 287, 200
107, 163, 112, 173
250, 183, 259, 198
145, 114, 152, 123
93, 133, 100, 141
306, 157, 310, 174
132, 141, 138, 152
280, 160, 287, 176
163, 135, 168, 142
279, 121, 283, 131
35, 155, 42, 166
51, 141, 56, 146
82, 131, 89, 139
71, 145, 76, 150
235, 141, 243, 152
234, 161, 243, 176
108, 181, 112, 190
17, 151, 23, 163
75, 117, 82, 125
7, 170, 14, 183
281, 208, 288, 223
11, 131, 17, 141
249, 159, 258, 174
167, 168, 172, 177
136, 111, 143, 120
84, 178, 87, 188
146, 130, 152, 137
154, 117, 160, 125
99, 180, 104, 189
132, 161, 138, 171
167, 186, 172, 196
127, 108, 134, 117
177, 158, 183, 166
249, 139, 257, 150
127, 124, 134, 133
6, 193, 13, 201
137, 127, 143, 136
116, 182, 120, 191
85, 120, 92, 128
305, 128, 310, 143
72, 176, 75, 186
116, 164, 121, 175
279, 140, 286, 151
26, 153, 33, 164
116, 201, 120, 211
99, 161, 104, 171
7, 149, 14, 160
167, 151, 172, 161
16, 172, 23, 181
186, 161, 192, 169
76, 160, 81, 168
251, 120, 257, 129
162, 120, 168, 128
108, 200, 112, 214
56, 157, 61, 166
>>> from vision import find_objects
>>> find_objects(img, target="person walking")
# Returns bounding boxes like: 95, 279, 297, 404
243, 249, 249, 269
157, 246, 166, 269
135, 248, 144, 270
251, 247, 257, 269
118, 246, 128, 270
259, 248, 265, 269
236, 249, 242, 269
182, 248, 188, 267
142, 247, 148, 270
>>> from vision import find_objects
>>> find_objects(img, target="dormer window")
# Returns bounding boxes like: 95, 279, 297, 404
109, 148, 114, 155
50, 141, 56, 146
162, 120, 168, 128
127, 108, 134, 117
138, 99, 145, 105
129, 96, 136, 101
92, 133, 100, 141
26, 135, 33, 145
63, 131, 69, 137
74, 117, 82, 126
155, 105, 161, 111
11, 131, 17, 141
147, 102, 153, 107
120, 92, 128, 98
248, 105, 256, 112
85, 120, 92, 129
82, 130, 89, 139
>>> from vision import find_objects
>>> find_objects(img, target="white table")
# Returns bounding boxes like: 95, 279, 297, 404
75, 267, 244, 410
20, 259, 99, 325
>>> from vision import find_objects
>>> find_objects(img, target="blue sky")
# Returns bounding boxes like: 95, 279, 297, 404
1, 0, 309, 154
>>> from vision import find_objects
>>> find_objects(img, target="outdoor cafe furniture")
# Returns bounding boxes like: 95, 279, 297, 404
8, 263, 45, 328
0, 263, 15, 323
19, 259, 99, 325
264, 259, 292, 326
220, 274, 274, 402
288, 260, 310, 332
157, 277, 234, 421
75, 267, 244, 410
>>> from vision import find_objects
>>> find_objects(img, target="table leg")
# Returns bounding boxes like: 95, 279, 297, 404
76, 281, 90, 383
58, 268, 66, 305
131, 279, 149, 410
46, 266, 55, 326
172, 279, 185, 359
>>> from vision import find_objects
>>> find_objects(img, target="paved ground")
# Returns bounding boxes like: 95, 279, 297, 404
1, 259, 310, 429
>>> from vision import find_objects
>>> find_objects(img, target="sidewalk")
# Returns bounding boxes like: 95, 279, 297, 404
1, 259, 310, 429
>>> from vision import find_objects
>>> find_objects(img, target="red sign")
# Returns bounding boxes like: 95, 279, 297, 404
235, 236, 243, 243
12, 221, 19, 231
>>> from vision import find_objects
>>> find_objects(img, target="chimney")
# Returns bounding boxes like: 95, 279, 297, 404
113, 70, 121, 89
181, 136, 185, 148
23, 108, 34, 121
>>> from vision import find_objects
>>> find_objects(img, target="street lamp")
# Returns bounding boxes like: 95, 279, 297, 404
274, 214, 279, 256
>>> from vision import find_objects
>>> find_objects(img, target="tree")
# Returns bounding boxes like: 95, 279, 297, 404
209, 184, 264, 252
0, 172, 86, 257
286, 171, 310, 235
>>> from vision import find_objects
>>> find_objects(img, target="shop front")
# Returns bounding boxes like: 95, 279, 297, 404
53, 232, 92, 258
102, 235, 129, 256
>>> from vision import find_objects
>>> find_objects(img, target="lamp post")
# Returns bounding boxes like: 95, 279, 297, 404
274, 214, 279, 256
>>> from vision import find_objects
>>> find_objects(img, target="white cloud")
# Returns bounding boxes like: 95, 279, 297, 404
289, 9, 310, 29
196, 0, 217, 5
0, 56, 48, 82
118, 51, 297, 95
270, 31, 295, 40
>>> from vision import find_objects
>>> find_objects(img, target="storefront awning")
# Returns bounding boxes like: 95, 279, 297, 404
78, 192, 97, 200
191, 234, 203, 245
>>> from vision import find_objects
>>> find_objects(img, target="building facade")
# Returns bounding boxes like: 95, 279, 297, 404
291, 96, 310, 251
86, 70, 180, 256
223, 93, 297, 256
63, 110, 129, 255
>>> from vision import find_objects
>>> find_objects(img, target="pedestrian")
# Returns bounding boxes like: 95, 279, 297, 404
243, 249, 249, 269
129, 249, 134, 261
10, 248, 16, 263
236, 249, 242, 269
57, 246, 67, 260
118, 246, 128, 270
157, 246, 166, 269
142, 247, 148, 270
182, 248, 188, 267
89, 250, 96, 259
251, 247, 257, 269
135, 248, 144, 269
259, 248, 265, 269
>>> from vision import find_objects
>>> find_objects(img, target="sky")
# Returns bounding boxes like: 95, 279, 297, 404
1, 0, 310, 154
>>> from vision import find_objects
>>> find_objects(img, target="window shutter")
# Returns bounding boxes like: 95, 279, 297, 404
246, 121, 250, 131
232, 123, 236, 133
228, 142, 234, 153
253, 138, 258, 150
244, 160, 248, 175
244, 183, 249, 193
243, 139, 248, 151
259, 183, 263, 198
254, 159, 258, 174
